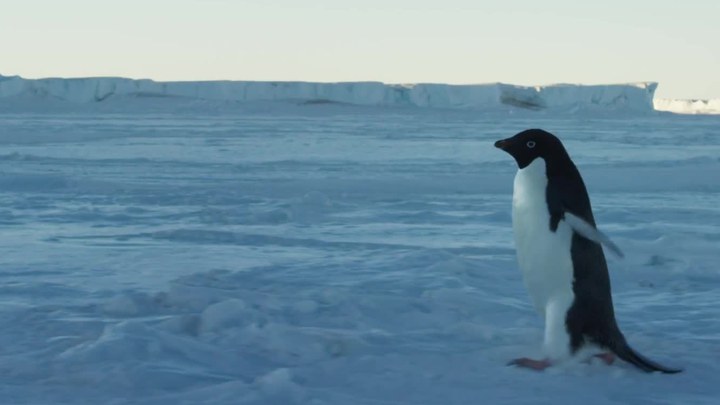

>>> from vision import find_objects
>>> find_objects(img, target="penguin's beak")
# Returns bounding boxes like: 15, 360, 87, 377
494, 139, 509, 150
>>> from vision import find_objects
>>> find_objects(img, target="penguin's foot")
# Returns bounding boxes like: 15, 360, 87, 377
593, 352, 616, 365
507, 357, 552, 371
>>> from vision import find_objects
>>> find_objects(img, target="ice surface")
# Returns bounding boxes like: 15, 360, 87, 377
0, 100, 719, 404
0, 74, 658, 112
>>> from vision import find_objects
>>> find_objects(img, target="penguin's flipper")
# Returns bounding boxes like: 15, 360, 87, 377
564, 212, 625, 258
546, 176, 624, 258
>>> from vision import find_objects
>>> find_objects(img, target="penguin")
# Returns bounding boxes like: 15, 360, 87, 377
494, 128, 681, 373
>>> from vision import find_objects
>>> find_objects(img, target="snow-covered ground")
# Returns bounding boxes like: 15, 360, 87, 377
0, 99, 719, 404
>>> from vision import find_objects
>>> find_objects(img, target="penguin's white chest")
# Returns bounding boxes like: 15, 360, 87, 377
511, 158, 575, 359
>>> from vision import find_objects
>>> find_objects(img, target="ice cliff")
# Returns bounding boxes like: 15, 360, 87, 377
654, 98, 720, 115
0, 74, 658, 112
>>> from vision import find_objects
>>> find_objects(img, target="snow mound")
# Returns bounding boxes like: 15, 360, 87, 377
200, 299, 249, 333
654, 98, 720, 115
0, 74, 657, 112
253, 368, 304, 403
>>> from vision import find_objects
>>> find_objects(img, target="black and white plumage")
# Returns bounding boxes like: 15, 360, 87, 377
495, 128, 681, 374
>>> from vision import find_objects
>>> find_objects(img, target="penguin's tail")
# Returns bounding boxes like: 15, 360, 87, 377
609, 336, 682, 374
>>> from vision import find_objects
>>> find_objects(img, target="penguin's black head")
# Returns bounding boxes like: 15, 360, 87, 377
494, 129, 566, 169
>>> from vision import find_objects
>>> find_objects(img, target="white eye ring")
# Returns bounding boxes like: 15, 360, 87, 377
526, 141, 536, 148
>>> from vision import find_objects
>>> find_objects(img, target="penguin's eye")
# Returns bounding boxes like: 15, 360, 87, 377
526, 141, 536, 149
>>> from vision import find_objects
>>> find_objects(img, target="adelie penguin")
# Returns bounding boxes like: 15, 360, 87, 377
495, 128, 681, 374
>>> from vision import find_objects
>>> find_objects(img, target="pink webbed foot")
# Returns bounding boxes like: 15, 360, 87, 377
593, 352, 616, 365
508, 357, 552, 371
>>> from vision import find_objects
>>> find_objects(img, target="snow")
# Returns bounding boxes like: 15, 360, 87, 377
0, 74, 658, 112
0, 96, 719, 404
654, 98, 720, 115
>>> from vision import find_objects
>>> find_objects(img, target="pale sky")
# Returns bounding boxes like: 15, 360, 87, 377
2, 0, 719, 99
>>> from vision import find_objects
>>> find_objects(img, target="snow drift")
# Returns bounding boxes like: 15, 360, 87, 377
0, 74, 658, 112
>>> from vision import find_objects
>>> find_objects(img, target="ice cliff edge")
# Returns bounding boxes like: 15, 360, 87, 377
0, 74, 658, 112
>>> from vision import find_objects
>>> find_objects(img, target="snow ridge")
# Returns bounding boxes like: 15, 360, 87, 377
0, 74, 657, 112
